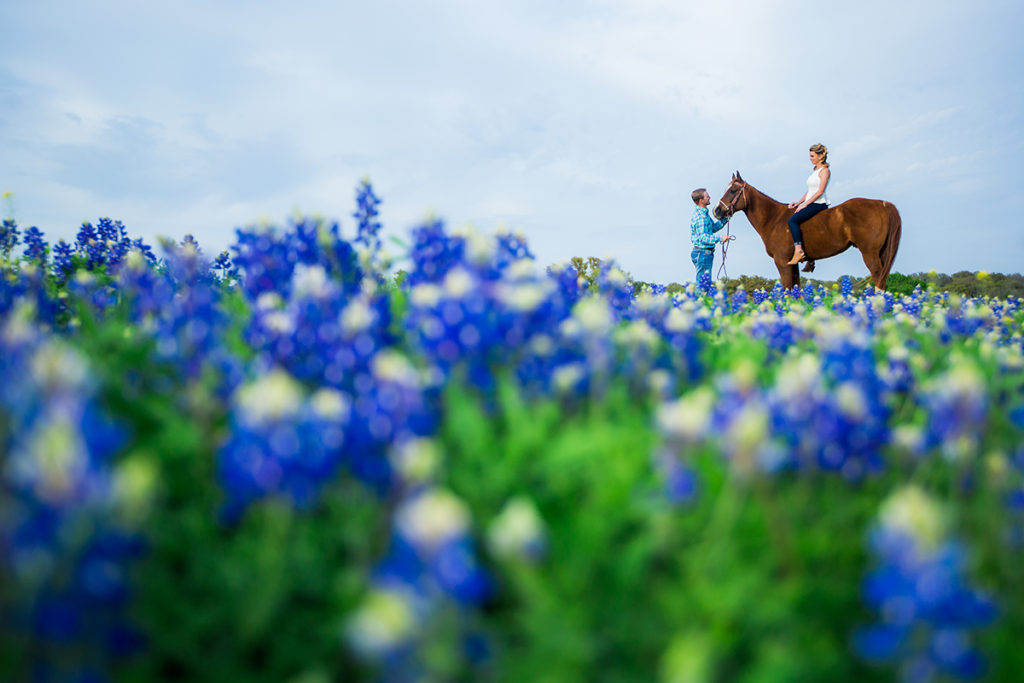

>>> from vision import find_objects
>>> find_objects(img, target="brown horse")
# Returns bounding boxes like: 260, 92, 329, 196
713, 172, 902, 290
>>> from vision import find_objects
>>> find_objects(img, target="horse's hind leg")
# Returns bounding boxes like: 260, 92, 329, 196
860, 249, 885, 289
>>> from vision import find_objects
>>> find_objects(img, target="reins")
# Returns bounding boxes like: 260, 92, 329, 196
715, 185, 745, 281
716, 216, 731, 281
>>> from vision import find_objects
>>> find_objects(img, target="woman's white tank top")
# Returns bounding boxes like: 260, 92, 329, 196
806, 166, 829, 205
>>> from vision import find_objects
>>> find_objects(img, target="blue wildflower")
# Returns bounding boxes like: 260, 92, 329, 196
855, 487, 997, 681
22, 225, 48, 264
217, 369, 350, 520
840, 275, 853, 296
0, 217, 19, 260
0, 328, 143, 680
354, 178, 383, 262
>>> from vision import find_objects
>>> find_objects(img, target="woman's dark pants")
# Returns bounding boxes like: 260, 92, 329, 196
788, 203, 828, 245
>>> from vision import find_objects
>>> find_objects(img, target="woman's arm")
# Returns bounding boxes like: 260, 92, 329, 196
787, 191, 808, 209
797, 168, 830, 209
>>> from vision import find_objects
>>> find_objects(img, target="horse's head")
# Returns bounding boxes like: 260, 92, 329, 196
713, 171, 748, 220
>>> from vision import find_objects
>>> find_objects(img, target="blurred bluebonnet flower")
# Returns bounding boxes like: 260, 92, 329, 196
354, 178, 383, 271
347, 488, 492, 679
655, 388, 715, 498
494, 230, 534, 269
546, 260, 587, 309
652, 445, 700, 504
696, 269, 713, 295
400, 229, 570, 399
391, 488, 491, 601
0, 262, 58, 325
52, 239, 76, 281
76, 221, 106, 270
245, 264, 394, 390
547, 296, 617, 396
768, 349, 888, 478
918, 360, 988, 460
840, 275, 854, 296
129, 237, 156, 264
113, 248, 174, 324
855, 486, 997, 681
943, 298, 998, 340
231, 217, 363, 303
654, 295, 712, 383
231, 225, 297, 300
98, 217, 132, 265
46, 218, 141, 283
343, 350, 439, 492
658, 387, 715, 446
388, 437, 442, 489
0, 217, 20, 259
217, 369, 349, 520
673, 361, 786, 479
362, 490, 493, 653
406, 218, 467, 286
0, 326, 144, 680
745, 309, 804, 352
144, 237, 232, 379
345, 584, 422, 663
589, 260, 634, 315
801, 282, 815, 302
898, 290, 925, 317
404, 220, 534, 287
69, 270, 119, 315
881, 344, 915, 396
404, 225, 546, 381
487, 496, 548, 562
212, 249, 238, 282
22, 225, 48, 264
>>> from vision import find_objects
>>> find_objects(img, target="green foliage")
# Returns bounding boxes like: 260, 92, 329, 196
884, 272, 927, 295
916, 270, 1024, 299
433, 377, 903, 682
717, 274, 777, 296
568, 256, 603, 288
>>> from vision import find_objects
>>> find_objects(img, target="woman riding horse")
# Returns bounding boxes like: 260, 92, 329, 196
714, 172, 901, 290
786, 143, 831, 265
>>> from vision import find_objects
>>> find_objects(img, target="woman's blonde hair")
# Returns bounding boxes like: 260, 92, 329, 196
810, 143, 829, 167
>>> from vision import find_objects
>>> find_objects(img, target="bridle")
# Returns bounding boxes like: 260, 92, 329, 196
717, 183, 747, 219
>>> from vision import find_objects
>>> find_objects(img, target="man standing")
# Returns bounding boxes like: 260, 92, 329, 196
690, 188, 734, 285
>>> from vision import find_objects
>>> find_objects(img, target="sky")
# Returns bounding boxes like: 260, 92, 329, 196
2, 0, 1023, 285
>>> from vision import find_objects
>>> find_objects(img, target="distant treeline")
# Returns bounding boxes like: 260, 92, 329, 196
704, 271, 1024, 299
564, 258, 1024, 299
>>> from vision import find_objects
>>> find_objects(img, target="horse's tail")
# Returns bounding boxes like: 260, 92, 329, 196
878, 202, 902, 289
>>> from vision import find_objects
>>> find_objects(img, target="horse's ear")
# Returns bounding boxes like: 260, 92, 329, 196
736, 171, 744, 183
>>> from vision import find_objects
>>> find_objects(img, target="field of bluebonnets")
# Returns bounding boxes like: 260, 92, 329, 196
2, 180, 1024, 682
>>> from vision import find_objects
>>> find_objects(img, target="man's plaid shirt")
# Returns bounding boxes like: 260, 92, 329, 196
690, 206, 727, 250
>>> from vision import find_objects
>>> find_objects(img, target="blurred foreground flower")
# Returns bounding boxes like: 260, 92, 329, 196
855, 486, 998, 680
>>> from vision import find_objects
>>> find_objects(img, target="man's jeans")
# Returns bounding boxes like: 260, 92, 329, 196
691, 247, 714, 285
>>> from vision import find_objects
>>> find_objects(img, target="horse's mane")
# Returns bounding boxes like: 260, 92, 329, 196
744, 182, 785, 208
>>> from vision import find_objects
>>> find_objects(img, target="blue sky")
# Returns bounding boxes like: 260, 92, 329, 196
2, 0, 1023, 284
